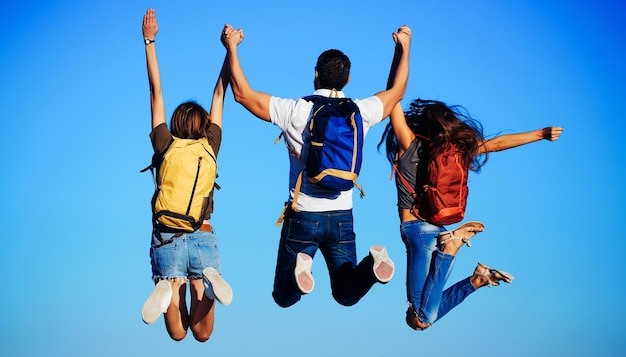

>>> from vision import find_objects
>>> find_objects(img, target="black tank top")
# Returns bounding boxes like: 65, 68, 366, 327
395, 138, 425, 209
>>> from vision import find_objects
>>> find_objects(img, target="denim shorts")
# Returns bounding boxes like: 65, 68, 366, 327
149, 228, 222, 281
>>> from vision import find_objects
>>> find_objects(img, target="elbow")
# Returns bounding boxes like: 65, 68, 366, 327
399, 79, 408, 99
230, 85, 244, 104
232, 86, 252, 106
150, 85, 162, 98
394, 80, 408, 103
233, 91, 246, 105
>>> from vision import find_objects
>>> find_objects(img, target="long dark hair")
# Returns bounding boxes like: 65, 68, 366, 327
378, 99, 488, 172
170, 101, 211, 139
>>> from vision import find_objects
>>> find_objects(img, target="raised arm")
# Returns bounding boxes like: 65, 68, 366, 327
376, 25, 412, 119
477, 126, 564, 154
142, 9, 166, 130
221, 25, 272, 122
389, 102, 415, 155
208, 55, 229, 129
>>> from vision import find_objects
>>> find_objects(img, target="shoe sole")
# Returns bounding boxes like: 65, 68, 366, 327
478, 262, 515, 285
141, 280, 172, 324
294, 252, 315, 294
370, 245, 395, 283
203, 267, 233, 306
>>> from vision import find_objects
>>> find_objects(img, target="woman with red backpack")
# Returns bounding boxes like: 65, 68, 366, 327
379, 100, 563, 330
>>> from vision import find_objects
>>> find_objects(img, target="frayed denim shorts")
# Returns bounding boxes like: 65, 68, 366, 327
149, 228, 222, 281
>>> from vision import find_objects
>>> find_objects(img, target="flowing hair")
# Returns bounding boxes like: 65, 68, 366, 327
378, 99, 488, 172
170, 101, 211, 139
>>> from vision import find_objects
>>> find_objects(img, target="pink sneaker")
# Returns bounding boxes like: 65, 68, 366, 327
370, 245, 395, 283
294, 252, 315, 294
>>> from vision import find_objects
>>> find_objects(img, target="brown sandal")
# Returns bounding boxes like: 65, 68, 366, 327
474, 262, 514, 286
438, 221, 485, 248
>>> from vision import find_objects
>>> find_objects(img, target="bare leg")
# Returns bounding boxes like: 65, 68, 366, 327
163, 278, 189, 341
189, 278, 216, 342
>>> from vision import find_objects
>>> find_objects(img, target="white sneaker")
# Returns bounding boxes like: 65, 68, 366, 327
203, 267, 233, 306
370, 245, 395, 283
141, 280, 172, 324
294, 252, 315, 294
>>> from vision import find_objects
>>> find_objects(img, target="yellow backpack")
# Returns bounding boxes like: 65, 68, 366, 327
143, 136, 217, 232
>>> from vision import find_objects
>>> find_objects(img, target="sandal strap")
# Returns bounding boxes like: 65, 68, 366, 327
486, 269, 501, 286
475, 263, 499, 287
438, 230, 472, 247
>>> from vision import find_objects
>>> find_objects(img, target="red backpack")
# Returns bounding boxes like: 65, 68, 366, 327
394, 140, 469, 225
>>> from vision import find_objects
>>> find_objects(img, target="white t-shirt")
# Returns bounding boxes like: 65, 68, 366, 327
269, 88, 384, 212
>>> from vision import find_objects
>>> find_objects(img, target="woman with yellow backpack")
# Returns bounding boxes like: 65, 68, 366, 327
139, 8, 234, 342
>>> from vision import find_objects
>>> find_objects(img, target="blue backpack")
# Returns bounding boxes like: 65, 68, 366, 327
289, 95, 366, 209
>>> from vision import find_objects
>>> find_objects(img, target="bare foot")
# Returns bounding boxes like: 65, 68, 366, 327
439, 221, 485, 255
406, 307, 431, 331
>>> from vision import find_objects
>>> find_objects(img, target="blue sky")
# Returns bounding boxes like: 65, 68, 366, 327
1, 0, 624, 356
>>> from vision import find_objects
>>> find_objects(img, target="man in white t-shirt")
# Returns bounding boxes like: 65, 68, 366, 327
222, 24, 412, 307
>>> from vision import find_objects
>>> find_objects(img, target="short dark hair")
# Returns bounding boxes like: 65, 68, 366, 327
315, 49, 350, 90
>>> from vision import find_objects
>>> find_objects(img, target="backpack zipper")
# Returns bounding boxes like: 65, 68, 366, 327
453, 152, 465, 207
186, 157, 202, 215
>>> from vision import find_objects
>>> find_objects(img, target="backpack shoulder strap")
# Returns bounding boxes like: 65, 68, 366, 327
303, 95, 327, 117
414, 133, 429, 142
273, 96, 324, 157
275, 170, 305, 226
140, 135, 177, 172
392, 162, 417, 198
392, 162, 427, 221
302, 95, 321, 102
197, 137, 217, 163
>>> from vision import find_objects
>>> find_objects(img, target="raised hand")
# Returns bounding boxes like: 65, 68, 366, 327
393, 25, 412, 48
221, 24, 244, 49
542, 126, 564, 141
142, 8, 158, 41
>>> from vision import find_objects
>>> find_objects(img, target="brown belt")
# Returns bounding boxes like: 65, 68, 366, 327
199, 222, 213, 232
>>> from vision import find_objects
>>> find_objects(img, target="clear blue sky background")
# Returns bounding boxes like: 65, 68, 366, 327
1, 1, 624, 356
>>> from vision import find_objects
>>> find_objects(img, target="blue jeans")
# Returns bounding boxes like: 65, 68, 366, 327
272, 209, 378, 307
150, 228, 222, 281
401, 220, 476, 325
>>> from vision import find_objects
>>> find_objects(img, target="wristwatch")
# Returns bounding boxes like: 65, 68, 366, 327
144, 39, 155, 45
